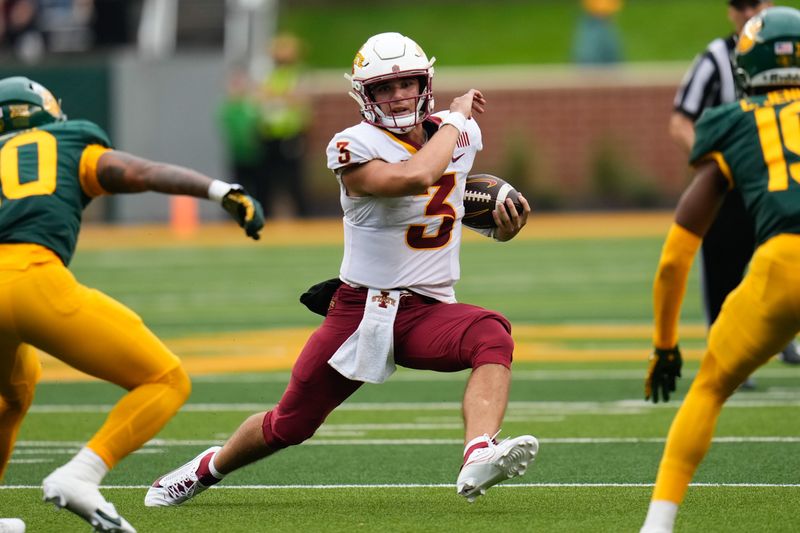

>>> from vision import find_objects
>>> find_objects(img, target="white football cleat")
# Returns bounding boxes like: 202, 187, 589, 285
145, 446, 221, 507
0, 518, 26, 533
456, 434, 539, 503
42, 470, 135, 533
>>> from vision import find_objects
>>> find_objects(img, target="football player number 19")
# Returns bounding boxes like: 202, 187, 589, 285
755, 102, 800, 192
0, 129, 58, 206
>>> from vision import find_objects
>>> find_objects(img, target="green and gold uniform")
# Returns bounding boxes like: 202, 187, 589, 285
691, 88, 800, 246
653, 89, 800, 504
0, 120, 190, 477
0, 120, 111, 265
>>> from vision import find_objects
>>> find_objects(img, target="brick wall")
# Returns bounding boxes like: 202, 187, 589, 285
304, 65, 692, 214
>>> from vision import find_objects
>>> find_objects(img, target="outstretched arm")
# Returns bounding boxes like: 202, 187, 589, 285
96, 150, 264, 240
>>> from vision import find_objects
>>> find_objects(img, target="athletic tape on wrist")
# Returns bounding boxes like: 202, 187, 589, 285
440, 111, 467, 134
208, 179, 234, 203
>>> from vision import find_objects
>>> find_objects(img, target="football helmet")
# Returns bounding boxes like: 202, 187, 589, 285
0, 76, 65, 134
345, 32, 435, 134
735, 6, 800, 93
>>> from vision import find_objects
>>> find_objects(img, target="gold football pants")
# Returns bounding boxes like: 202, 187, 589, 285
653, 233, 800, 503
0, 244, 190, 479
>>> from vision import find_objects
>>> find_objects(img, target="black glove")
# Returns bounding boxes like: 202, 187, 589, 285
645, 346, 683, 404
221, 186, 264, 240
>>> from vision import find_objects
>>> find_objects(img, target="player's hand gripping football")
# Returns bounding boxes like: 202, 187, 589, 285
645, 346, 683, 403
222, 186, 265, 240
493, 194, 531, 242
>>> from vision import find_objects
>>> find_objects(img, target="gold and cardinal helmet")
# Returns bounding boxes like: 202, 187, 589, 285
344, 32, 435, 134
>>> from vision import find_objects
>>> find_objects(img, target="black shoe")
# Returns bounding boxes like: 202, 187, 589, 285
779, 342, 800, 365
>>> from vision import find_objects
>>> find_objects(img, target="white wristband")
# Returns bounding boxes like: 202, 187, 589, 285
208, 179, 234, 203
440, 111, 467, 134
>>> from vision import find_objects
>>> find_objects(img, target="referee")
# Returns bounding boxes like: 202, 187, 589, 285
669, 0, 800, 378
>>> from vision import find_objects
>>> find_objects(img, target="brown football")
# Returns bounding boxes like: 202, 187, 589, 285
462, 174, 523, 229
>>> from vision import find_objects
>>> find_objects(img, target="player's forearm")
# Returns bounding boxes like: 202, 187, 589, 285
400, 125, 460, 192
354, 125, 460, 197
653, 223, 701, 348
97, 151, 214, 198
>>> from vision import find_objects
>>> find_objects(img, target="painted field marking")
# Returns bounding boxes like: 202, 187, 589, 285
35, 322, 728, 382
189, 366, 800, 383
2, 482, 799, 490
13, 436, 800, 450
26, 396, 800, 414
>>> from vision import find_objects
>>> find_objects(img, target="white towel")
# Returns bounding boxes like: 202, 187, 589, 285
328, 288, 400, 384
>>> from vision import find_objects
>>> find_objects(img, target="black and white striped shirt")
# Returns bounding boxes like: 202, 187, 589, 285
673, 34, 738, 121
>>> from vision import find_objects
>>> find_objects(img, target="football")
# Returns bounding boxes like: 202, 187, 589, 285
462, 174, 524, 229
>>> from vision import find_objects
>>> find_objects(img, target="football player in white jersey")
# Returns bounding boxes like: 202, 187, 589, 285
145, 32, 537, 509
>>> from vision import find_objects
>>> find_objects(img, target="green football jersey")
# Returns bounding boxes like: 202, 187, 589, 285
691, 88, 800, 246
0, 120, 112, 265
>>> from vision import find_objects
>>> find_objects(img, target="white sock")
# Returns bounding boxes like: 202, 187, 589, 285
208, 451, 225, 480
60, 447, 109, 485
641, 500, 678, 533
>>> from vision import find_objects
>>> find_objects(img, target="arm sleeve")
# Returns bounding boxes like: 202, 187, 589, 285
653, 222, 702, 349
689, 102, 738, 190
78, 144, 112, 197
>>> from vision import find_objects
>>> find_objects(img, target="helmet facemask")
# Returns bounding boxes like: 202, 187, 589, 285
346, 32, 435, 134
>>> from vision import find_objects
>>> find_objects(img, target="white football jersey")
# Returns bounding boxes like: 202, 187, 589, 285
326, 111, 483, 302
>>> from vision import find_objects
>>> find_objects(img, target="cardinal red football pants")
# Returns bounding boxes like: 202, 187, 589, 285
262, 283, 513, 449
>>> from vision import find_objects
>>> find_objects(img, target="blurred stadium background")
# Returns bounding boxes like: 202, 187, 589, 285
5, 3, 800, 531
0, 0, 753, 224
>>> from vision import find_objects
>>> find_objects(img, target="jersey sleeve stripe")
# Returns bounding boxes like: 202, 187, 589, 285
702, 151, 734, 190
79, 144, 111, 197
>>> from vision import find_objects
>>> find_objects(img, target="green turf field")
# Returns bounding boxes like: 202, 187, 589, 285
3, 227, 799, 532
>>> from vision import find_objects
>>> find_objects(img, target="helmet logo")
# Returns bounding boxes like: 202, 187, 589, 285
391, 64, 400, 73
38, 89, 61, 119
352, 50, 368, 73
737, 16, 763, 55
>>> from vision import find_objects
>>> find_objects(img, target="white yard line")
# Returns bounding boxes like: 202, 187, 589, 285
26, 397, 800, 414
13, 436, 800, 449
2, 482, 799, 490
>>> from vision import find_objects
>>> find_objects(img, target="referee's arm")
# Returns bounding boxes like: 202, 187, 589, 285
669, 113, 695, 155
669, 41, 728, 155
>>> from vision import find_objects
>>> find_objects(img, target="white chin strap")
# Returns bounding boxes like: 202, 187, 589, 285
379, 113, 417, 134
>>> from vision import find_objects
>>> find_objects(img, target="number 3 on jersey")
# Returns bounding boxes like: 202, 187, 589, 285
406, 173, 456, 249
0, 129, 58, 206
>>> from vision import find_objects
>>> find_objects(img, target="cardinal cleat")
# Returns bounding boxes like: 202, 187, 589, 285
456, 434, 538, 502
145, 446, 221, 507
42, 471, 135, 533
